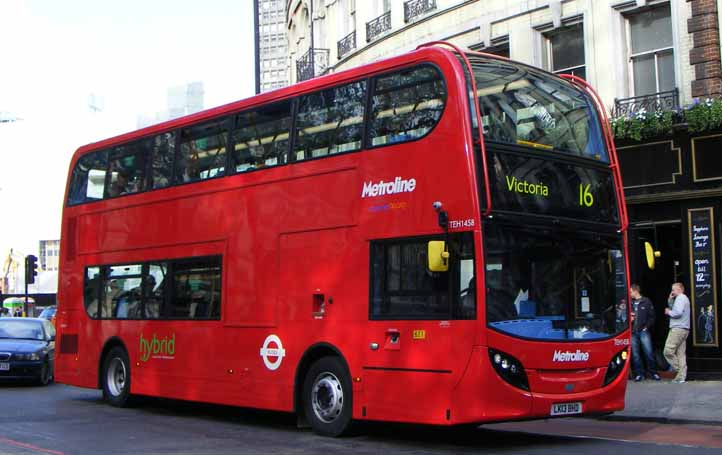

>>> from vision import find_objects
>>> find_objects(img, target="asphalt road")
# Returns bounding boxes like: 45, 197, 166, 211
1, 382, 721, 454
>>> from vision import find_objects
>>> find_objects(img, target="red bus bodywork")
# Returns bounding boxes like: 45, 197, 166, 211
55, 45, 630, 430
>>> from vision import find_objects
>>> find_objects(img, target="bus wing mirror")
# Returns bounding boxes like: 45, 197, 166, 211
644, 241, 661, 270
428, 241, 449, 272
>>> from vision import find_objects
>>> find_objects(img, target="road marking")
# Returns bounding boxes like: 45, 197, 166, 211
0, 437, 66, 455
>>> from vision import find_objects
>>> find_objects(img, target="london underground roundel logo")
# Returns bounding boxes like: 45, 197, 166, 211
260, 335, 286, 371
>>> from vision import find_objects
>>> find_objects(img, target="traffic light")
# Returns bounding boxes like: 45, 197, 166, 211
25, 254, 38, 285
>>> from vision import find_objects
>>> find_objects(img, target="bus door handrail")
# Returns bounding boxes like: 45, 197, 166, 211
416, 41, 493, 217
559, 74, 629, 233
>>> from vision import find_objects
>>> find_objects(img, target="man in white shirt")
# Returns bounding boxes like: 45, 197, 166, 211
663, 282, 691, 383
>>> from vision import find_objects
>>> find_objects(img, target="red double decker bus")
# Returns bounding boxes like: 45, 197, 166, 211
56, 42, 630, 436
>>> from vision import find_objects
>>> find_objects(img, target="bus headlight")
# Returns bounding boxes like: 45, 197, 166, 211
488, 348, 529, 391
603, 349, 628, 386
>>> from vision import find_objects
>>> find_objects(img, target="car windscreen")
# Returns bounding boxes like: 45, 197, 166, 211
484, 223, 627, 341
0, 320, 46, 340
39, 307, 56, 319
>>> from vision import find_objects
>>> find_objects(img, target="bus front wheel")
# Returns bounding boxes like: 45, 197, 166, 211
303, 356, 353, 437
102, 346, 132, 407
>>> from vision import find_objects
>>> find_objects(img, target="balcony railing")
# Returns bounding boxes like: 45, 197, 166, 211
404, 0, 436, 23
613, 89, 680, 118
296, 48, 330, 82
337, 30, 356, 59
366, 10, 391, 42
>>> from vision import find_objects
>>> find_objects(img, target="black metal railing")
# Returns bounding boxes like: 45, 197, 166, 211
404, 0, 436, 23
337, 30, 356, 59
296, 48, 330, 82
366, 10, 391, 42
613, 89, 680, 118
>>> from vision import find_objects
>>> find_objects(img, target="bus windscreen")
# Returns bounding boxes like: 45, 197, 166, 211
465, 55, 608, 162
484, 224, 628, 341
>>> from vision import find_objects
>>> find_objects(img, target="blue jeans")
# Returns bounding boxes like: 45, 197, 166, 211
631, 330, 657, 376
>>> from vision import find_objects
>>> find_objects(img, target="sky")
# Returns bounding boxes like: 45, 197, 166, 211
0, 0, 256, 262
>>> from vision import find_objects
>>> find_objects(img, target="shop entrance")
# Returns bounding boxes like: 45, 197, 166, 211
629, 222, 683, 368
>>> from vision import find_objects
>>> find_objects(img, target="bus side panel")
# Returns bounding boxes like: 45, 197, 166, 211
276, 226, 367, 408
362, 369, 455, 424
237, 167, 363, 411
55, 264, 99, 389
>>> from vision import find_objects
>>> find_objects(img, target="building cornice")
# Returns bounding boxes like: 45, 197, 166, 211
611, 0, 669, 13
626, 187, 722, 205
532, 13, 584, 32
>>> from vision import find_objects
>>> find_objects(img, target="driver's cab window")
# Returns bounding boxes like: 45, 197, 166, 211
370, 233, 475, 320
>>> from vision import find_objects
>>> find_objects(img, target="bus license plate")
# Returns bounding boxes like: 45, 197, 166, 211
0, 362, 9, 371
551, 402, 582, 416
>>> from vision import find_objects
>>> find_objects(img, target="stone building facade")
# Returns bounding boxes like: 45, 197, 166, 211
287, 1, 722, 107
285, 0, 722, 373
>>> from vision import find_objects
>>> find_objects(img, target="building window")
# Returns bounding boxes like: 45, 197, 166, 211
485, 42, 510, 58
470, 39, 510, 58
628, 4, 675, 96
543, 23, 585, 79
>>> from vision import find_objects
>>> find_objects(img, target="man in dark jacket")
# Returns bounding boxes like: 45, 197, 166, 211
630, 284, 660, 381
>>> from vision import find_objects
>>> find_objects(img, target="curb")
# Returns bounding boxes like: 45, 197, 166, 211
597, 414, 722, 427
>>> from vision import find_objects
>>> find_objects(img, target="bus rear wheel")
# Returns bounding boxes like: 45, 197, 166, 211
102, 346, 132, 407
303, 356, 353, 437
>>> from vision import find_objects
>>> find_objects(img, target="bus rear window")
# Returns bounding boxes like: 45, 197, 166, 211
67, 150, 108, 205
466, 55, 608, 162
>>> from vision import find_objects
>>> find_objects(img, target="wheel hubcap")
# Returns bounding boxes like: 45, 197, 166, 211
311, 372, 344, 423
107, 357, 126, 397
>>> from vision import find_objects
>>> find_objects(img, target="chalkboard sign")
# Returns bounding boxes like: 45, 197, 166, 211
688, 208, 718, 347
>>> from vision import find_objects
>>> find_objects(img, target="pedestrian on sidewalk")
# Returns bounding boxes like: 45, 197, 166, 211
630, 284, 660, 381
664, 282, 690, 383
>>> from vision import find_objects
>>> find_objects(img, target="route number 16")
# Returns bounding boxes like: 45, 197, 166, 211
579, 183, 594, 207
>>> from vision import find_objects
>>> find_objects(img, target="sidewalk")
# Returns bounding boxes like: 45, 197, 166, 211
608, 379, 722, 424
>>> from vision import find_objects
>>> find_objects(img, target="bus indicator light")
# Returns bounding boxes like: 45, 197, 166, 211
412, 330, 426, 340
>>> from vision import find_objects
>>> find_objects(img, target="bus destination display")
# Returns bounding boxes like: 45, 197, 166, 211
488, 151, 618, 225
